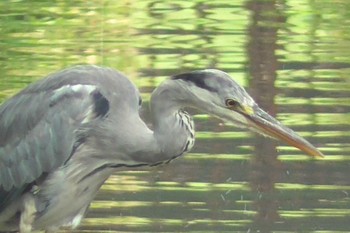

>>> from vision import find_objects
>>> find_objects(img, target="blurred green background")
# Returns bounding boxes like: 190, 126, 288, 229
1, 0, 350, 232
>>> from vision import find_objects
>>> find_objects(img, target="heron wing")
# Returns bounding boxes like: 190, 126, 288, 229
0, 80, 109, 209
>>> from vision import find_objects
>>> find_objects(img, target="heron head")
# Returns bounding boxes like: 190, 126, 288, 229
172, 69, 324, 158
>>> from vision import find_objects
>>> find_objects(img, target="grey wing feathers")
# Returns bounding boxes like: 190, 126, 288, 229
0, 93, 77, 190
0, 67, 112, 193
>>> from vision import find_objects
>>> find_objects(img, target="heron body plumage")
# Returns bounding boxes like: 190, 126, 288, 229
0, 66, 198, 232
0, 65, 323, 233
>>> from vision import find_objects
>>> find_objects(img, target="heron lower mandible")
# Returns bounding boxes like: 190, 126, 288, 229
0, 65, 323, 233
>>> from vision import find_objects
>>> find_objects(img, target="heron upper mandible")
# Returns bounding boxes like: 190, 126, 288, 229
0, 65, 323, 233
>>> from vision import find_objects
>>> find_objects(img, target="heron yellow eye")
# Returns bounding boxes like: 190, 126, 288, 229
225, 99, 239, 108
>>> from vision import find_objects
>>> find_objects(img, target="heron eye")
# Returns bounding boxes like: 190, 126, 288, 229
225, 99, 239, 108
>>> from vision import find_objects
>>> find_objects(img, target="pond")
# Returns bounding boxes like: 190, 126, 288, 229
1, 0, 350, 232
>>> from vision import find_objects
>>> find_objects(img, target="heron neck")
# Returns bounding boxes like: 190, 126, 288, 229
150, 82, 194, 161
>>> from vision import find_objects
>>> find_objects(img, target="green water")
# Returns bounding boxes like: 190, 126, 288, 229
1, 0, 350, 232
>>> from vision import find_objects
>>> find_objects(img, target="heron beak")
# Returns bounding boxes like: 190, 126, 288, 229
236, 105, 324, 158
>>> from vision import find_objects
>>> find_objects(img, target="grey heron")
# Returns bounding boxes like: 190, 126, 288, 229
0, 65, 323, 233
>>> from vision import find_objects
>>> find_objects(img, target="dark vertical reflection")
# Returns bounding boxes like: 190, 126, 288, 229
246, 0, 285, 232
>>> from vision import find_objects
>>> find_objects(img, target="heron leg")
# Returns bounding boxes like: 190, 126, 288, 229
19, 194, 36, 233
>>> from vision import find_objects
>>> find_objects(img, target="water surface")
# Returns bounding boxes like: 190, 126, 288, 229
1, 0, 350, 232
